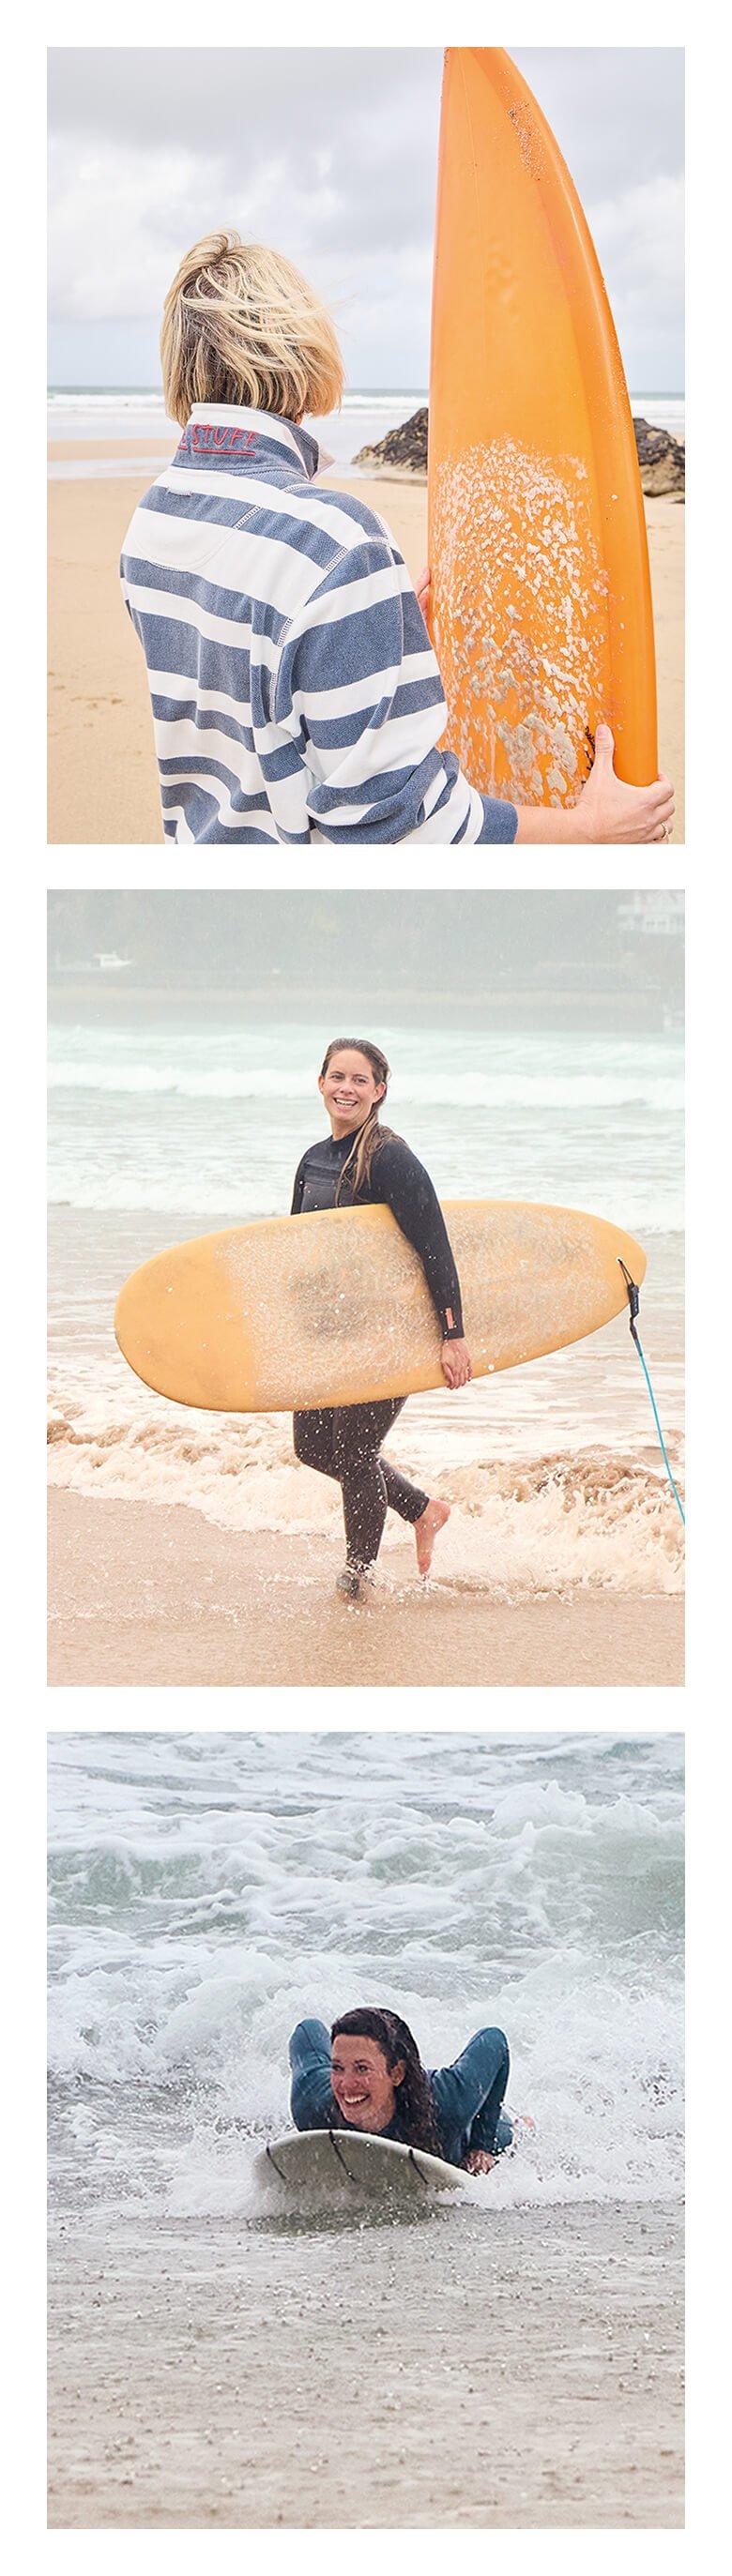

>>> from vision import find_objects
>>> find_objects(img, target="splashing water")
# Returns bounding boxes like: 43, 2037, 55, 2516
48, 1733, 684, 2223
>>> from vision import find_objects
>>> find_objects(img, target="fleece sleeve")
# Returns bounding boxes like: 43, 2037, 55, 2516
273, 536, 518, 847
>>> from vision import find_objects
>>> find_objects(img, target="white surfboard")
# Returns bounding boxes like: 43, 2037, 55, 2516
254, 2127, 465, 2202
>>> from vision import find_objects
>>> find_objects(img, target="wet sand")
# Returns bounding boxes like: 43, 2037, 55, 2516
47, 447, 684, 844
48, 1491, 684, 1688
47, 2200, 683, 2528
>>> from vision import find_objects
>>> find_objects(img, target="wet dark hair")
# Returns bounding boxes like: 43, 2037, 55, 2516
329, 2008, 443, 2155
319, 1038, 399, 1204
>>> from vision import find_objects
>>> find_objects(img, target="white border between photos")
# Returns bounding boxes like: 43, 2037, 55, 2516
18, 0, 732, 2563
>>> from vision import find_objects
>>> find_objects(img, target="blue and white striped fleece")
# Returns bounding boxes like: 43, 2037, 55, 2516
119, 403, 519, 847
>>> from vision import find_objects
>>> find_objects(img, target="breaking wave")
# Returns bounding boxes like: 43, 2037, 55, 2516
48, 1394, 684, 1597
48, 1733, 684, 2214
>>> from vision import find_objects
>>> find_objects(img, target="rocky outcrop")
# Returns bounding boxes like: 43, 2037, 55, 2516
632, 417, 685, 498
353, 407, 428, 476
353, 405, 685, 498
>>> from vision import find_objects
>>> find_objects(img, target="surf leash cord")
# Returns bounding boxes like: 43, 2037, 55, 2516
618, 1260, 685, 1526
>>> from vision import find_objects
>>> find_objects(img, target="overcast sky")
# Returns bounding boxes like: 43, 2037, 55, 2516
48, 48, 684, 391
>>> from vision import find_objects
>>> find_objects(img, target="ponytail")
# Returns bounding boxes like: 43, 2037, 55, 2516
336, 1099, 395, 1202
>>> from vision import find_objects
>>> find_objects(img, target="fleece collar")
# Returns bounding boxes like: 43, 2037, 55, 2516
174, 402, 322, 482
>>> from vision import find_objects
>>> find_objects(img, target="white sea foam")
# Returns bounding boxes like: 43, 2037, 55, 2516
48, 1059, 683, 1110
47, 1018, 685, 1239
46, 1064, 684, 1216
47, 1403, 684, 1596
48, 1734, 684, 2215
48, 1183, 685, 1241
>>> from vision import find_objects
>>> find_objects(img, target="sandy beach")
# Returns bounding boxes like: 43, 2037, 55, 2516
48, 1490, 684, 1687
47, 2199, 683, 2528
48, 445, 684, 844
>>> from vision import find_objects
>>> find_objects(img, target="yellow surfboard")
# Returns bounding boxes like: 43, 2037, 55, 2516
428, 47, 658, 804
114, 1200, 646, 1416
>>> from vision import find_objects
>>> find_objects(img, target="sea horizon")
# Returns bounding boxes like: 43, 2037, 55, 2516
48, 384, 686, 477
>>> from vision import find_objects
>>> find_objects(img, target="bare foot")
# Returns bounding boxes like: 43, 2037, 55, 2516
415, 1497, 450, 1576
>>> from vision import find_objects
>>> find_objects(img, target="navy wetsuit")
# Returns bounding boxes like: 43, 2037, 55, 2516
290, 1130, 464, 1572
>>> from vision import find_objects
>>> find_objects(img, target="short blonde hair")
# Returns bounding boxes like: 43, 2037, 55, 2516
160, 231, 345, 427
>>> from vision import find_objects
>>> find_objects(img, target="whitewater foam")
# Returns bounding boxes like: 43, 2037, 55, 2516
48, 1734, 684, 2217
48, 1369, 684, 1598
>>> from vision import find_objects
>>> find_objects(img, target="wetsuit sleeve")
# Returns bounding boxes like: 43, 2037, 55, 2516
290, 1155, 309, 1215
273, 535, 518, 847
374, 1140, 465, 1338
430, 2027, 511, 2161
288, 2018, 335, 2129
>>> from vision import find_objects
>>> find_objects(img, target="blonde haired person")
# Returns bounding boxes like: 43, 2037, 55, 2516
120, 231, 674, 848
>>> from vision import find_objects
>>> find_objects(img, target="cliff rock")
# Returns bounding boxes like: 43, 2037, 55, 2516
353, 406, 684, 497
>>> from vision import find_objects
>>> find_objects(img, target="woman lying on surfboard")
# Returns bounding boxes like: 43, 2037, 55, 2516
289, 2009, 513, 2174
121, 231, 675, 848
291, 1038, 468, 1601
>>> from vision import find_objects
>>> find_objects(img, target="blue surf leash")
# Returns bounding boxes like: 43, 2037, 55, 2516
618, 1260, 685, 1527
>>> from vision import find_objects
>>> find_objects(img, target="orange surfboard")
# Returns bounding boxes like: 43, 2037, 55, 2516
428, 48, 658, 804
114, 1199, 647, 1416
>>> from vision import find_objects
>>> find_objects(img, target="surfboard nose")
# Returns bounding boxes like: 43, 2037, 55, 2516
429, 45, 657, 798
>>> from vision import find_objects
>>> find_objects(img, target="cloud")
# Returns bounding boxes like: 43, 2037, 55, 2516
48, 47, 684, 386
587, 175, 685, 379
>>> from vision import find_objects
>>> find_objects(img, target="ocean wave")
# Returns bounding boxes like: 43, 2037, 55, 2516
47, 1780, 683, 1930
48, 1174, 286, 1218
47, 389, 684, 431
47, 1733, 685, 2213
48, 1939, 684, 2213
48, 1399, 684, 1596
47, 1174, 685, 1233
47, 390, 427, 417
48, 1970, 684, 2216
48, 390, 174, 414
48, 1058, 684, 1111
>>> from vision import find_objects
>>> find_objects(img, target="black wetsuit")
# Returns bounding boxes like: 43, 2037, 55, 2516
291, 1131, 464, 1571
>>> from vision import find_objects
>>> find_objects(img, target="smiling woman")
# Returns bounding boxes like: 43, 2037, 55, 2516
289, 2008, 513, 2173
47, 1729, 684, 2526
290, 1036, 470, 1598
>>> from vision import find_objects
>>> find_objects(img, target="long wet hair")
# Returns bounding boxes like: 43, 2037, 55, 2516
329, 2008, 443, 2156
320, 1038, 398, 1204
